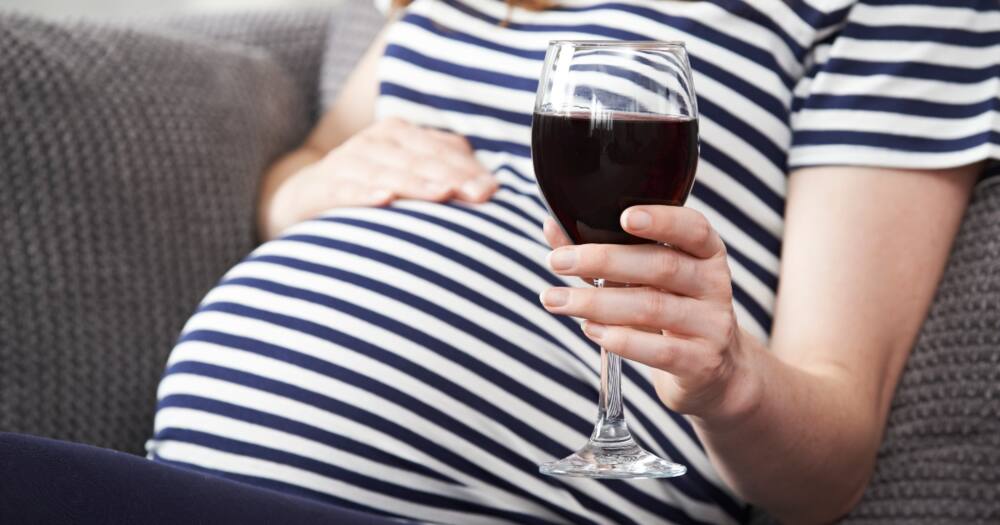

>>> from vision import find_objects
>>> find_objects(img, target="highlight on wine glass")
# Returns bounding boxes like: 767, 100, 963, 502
531, 40, 699, 479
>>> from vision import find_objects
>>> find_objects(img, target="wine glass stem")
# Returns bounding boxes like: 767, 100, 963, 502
592, 278, 631, 444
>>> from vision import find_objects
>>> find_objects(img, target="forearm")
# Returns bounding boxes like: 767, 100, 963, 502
704, 166, 982, 523
543, 168, 979, 523
257, 23, 389, 241
691, 332, 879, 524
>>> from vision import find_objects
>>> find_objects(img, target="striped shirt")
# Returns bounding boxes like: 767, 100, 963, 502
149, 1, 1000, 524
375, 0, 999, 339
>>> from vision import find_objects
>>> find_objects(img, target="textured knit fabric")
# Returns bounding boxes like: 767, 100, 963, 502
0, 10, 330, 455
0, 432, 408, 525
146, 1, 1000, 524
148, 9, 336, 121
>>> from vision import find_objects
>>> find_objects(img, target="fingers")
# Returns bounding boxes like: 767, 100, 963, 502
621, 206, 725, 259
367, 166, 455, 201
302, 177, 394, 215
544, 218, 599, 285
450, 172, 497, 203
543, 217, 572, 248
380, 151, 493, 202
408, 149, 485, 182
382, 119, 469, 156
546, 243, 713, 297
348, 187, 395, 207
540, 286, 721, 337
367, 119, 496, 203
264, 119, 497, 238
580, 323, 707, 378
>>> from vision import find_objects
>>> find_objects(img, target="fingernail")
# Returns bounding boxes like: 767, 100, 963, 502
541, 288, 569, 307
460, 180, 490, 199
548, 248, 576, 271
625, 210, 652, 230
584, 322, 606, 339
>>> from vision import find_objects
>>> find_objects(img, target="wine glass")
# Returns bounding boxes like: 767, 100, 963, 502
531, 40, 699, 479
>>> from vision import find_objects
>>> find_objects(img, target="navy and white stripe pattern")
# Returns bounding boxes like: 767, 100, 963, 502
148, 1, 999, 523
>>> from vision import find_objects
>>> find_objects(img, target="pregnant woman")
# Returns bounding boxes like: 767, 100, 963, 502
147, 1, 1000, 523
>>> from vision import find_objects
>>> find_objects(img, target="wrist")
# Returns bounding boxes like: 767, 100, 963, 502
692, 328, 767, 430
257, 147, 325, 241
257, 176, 297, 241
257, 180, 291, 242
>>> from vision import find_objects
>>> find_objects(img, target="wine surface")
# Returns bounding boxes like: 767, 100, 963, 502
532, 111, 698, 245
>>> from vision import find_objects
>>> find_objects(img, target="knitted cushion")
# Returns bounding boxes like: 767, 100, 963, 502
0, 10, 330, 455
149, 9, 335, 121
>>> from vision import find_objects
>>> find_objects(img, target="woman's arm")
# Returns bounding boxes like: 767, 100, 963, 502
258, 21, 496, 240
700, 164, 980, 522
540, 163, 980, 523
258, 24, 389, 239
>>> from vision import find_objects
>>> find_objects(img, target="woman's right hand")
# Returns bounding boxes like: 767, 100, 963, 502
260, 117, 497, 240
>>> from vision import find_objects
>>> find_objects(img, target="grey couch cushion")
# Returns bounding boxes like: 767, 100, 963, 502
0, 10, 330, 454
149, 9, 335, 121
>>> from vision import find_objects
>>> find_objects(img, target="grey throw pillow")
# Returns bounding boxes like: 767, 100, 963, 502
0, 11, 316, 454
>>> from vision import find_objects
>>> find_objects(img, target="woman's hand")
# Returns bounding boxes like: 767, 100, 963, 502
540, 207, 760, 421
260, 118, 497, 239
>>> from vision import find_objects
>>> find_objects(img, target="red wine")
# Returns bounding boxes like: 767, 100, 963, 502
532, 111, 698, 245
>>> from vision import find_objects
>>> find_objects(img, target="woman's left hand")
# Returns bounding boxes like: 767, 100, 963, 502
540, 206, 759, 420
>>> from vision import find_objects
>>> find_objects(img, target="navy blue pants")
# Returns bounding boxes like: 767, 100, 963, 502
0, 432, 406, 524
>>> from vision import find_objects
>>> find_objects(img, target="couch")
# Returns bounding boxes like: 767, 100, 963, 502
1, 3, 997, 523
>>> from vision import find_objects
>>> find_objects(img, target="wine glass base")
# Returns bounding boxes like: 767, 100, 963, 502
540, 440, 686, 479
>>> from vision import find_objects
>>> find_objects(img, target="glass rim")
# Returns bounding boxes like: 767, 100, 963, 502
547, 39, 687, 49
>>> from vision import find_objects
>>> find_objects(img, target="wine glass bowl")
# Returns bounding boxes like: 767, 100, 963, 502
531, 40, 699, 479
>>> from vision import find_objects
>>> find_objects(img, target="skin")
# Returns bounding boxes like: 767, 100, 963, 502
258, 24, 497, 241
540, 163, 980, 523
260, 17, 983, 525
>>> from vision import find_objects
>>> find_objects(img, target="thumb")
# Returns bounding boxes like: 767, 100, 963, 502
543, 217, 573, 248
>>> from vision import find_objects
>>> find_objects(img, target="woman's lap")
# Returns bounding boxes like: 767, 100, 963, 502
148, 203, 740, 525
0, 432, 402, 525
